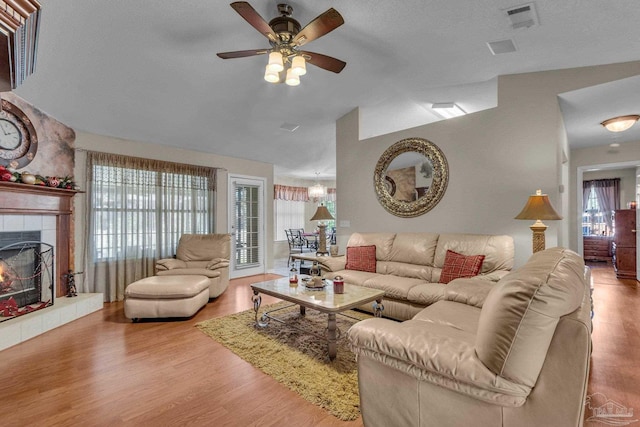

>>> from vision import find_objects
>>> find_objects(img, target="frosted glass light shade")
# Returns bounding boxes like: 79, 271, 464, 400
285, 68, 300, 86
601, 115, 640, 132
291, 55, 307, 76
267, 51, 284, 72
264, 65, 279, 83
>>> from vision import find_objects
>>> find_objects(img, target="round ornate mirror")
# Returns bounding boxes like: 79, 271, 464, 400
374, 137, 448, 217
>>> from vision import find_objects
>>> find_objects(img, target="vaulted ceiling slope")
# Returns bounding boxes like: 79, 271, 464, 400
14, 1, 640, 179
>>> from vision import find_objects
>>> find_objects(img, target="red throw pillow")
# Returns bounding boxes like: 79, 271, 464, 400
439, 250, 485, 284
345, 245, 377, 273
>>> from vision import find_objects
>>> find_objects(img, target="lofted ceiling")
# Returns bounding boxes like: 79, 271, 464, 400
13, 0, 640, 180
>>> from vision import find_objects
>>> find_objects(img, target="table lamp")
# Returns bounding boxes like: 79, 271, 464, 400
310, 204, 334, 255
515, 189, 562, 253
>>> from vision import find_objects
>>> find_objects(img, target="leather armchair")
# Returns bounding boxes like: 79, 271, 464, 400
155, 234, 231, 298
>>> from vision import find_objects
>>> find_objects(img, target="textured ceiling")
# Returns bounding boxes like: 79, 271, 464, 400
14, 0, 640, 179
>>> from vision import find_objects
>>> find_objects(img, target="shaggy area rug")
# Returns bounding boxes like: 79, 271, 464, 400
196, 301, 372, 421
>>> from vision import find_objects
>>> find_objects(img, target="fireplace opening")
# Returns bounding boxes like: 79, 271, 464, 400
0, 231, 54, 322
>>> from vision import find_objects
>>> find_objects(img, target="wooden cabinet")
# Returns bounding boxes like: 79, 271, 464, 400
613, 209, 637, 279
583, 236, 612, 262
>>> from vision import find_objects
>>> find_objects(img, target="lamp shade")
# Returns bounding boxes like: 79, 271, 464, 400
310, 205, 334, 221
267, 51, 284, 72
291, 55, 307, 76
285, 68, 300, 86
514, 190, 562, 220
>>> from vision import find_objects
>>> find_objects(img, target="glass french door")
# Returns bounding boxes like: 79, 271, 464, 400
228, 175, 266, 278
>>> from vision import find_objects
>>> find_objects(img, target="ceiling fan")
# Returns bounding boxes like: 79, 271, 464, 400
217, 2, 346, 86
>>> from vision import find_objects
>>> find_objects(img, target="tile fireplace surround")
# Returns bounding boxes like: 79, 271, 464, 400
0, 181, 102, 350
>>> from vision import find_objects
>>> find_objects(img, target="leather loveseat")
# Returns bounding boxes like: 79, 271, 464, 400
348, 247, 591, 427
314, 232, 515, 320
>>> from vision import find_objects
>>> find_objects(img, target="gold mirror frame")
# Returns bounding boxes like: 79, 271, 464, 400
374, 137, 449, 218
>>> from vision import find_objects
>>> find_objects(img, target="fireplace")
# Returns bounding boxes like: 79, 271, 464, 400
0, 181, 78, 297
0, 231, 54, 321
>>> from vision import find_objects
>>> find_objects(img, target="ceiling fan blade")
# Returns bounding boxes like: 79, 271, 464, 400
300, 51, 346, 74
293, 8, 344, 46
217, 49, 268, 59
230, 2, 277, 42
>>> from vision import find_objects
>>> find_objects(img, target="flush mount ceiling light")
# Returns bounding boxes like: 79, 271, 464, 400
600, 115, 640, 132
432, 103, 467, 119
217, 2, 346, 87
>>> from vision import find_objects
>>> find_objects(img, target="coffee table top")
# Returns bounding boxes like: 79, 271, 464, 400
251, 278, 384, 313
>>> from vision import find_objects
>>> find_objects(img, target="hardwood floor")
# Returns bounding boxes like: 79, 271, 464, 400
585, 261, 640, 423
0, 265, 637, 426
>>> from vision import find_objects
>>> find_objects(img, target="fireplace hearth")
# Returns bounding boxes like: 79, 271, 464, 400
0, 232, 54, 322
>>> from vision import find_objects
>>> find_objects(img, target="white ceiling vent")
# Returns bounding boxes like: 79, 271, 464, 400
505, 3, 539, 30
487, 39, 517, 55
279, 122, 300, 132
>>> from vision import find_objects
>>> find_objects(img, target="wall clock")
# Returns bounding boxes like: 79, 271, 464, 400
0, 99, 38, 169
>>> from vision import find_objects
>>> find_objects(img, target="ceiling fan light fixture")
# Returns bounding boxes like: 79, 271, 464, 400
267, 51, 284, 72
600, 115, 640, 132
291, 55, 307, 76
264, 65, 280, 83
285, 68, 300, 86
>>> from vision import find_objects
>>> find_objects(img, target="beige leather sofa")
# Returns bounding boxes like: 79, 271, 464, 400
155, 233, 231, 298
348, 247, 591, 427
316, 232, 514, 320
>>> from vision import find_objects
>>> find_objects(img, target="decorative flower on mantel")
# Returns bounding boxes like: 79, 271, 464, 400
0, 166, 77, 189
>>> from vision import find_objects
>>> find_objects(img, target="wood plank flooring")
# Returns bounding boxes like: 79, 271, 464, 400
0, 265, 637, 426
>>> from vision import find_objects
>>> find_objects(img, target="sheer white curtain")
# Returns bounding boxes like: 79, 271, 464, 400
590, 178, 620, 232
83, 152, 217, 301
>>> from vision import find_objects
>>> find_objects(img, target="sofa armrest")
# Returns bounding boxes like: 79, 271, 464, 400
206, 257, 230, 270
444, 277, 496, 308
156, 258, 187, 271
348, 318, 531, 407
317, 255, 346, 272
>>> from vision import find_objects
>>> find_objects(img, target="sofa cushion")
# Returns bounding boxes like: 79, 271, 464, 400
362, 275, 427, 301
434, 234, 514, 274
324, 269, 378, 287
413, 300, 481, 335
346, 245, 377, 272
346, 232, 396, 261
475, 248, 585, 387
406, 282, 447, 306
439, 250, 485, 284
388, 232, 439, 265
377, 261, 433, 281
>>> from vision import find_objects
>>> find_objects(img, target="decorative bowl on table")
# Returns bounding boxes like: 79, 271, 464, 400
302, 276, 326, 289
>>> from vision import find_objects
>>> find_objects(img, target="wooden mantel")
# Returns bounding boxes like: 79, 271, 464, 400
0, 181, 80, 297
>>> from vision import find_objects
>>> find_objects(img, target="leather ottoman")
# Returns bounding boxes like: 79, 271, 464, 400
124, 275, 210, 321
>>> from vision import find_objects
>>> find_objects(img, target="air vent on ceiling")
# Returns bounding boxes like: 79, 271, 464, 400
505, 3, 539, 30
279, 122, 300, 132
487, 39, 517, 55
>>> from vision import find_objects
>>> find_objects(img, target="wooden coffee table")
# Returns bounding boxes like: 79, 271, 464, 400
251, 278, 384, 360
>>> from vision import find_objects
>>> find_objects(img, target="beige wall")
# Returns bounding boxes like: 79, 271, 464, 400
72, 131, 274, 285
336, 61, 640, 267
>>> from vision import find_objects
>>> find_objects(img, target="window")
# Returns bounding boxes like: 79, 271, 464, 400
275, 199, 306, 241
325, 200, 336, 231
582, 178, 620, 237
582, 187, 608, 236
90, 156, 215, 261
